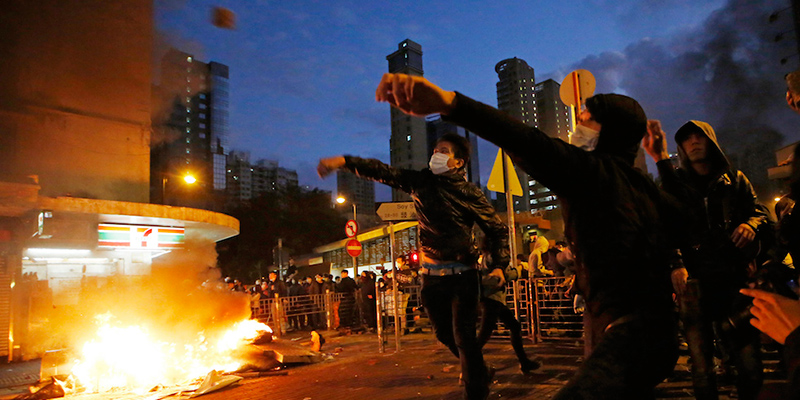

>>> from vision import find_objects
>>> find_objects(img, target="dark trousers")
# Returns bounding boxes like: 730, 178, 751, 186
421, 269, 488, 400
338, 295, 356, 328
477, 298, 533, 367
681, 279, 763, 400
553, 311, 678, 400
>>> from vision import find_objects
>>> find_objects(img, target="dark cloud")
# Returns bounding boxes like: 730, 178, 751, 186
545, 0, 795, 196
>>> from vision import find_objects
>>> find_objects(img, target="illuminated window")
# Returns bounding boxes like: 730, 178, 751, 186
187, 56, 192, 62
406, 135, 411, 141
186, 117, 191, 123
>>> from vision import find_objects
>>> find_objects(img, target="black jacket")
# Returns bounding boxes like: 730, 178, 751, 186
342, 156, 509, 268
444, 92, 679, 320
336, 276, 359, 296
656, 120, 770, 279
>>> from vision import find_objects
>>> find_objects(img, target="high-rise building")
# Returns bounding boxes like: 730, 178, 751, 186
152, 49, 229, 208
527, 79, 571, 213
225, 151, 299, 203
336, 171, 376, 218
495, 57, 535, 213
426, 116, 481, 186
387, 39, 427, 201
226, 151, 253, 202
532, 79, 570, 142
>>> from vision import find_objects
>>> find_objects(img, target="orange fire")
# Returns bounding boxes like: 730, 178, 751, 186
69, 314, 272, 394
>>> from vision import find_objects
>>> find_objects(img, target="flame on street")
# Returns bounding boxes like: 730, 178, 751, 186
70, 315, 272, 394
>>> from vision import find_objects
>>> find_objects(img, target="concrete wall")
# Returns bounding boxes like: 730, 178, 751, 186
0, 1, 153, 202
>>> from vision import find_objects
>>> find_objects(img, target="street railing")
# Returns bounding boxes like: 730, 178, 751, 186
530, 276, 584, 342
249, 276, 585, 345
251, 292, 344, 335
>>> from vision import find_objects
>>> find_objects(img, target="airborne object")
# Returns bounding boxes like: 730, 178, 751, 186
212, 7, 236, 29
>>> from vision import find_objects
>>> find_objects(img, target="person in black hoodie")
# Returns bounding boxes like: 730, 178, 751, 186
374, 73, 682, 399
317, 133, 509, 400
645, 119, 770, 400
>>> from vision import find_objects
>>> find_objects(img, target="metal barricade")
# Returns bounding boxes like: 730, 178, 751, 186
251, 292, 344, 335
378, 284, 427, 334
531, 276, 584, 342
483, 279, 534, 341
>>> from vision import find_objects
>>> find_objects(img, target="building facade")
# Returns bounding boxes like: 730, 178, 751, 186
151, 49, 230, 208
336, 171, 376, 218
387, 39, 428, 201
495, 57, 536, 213
528, 79, 571, 213
226, 151, 299, 203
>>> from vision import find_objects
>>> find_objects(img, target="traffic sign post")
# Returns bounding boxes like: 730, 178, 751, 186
376, 202, 416, 221
346, 239, 362, 257
559, 69, 596, 145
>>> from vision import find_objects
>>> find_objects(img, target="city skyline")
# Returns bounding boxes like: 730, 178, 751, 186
157, 0, 799, 202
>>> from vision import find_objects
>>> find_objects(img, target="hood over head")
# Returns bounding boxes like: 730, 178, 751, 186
674, 120, 729, 173
531, 235, 550, 254
585, 94, 647, 165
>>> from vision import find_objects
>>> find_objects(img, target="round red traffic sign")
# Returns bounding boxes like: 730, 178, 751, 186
345, 220, 358, 237
346, 239, 362, 257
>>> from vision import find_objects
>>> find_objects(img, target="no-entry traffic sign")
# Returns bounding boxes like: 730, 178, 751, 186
346, 238, 362, 257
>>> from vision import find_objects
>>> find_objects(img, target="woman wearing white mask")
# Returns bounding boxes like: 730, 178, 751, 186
317, 133, 509, 400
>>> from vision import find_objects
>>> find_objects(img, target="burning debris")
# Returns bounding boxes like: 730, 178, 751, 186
6, 319, 335, 399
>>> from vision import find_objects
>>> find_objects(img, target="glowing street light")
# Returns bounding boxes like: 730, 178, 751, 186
337, 196, 358, 274
161, 172, 197, 204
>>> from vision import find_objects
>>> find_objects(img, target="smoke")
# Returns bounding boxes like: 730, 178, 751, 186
545, 0, 796, 195
24, 240, 251, 360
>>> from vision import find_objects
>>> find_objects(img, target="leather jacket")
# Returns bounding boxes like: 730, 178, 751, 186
342, 156, 509, 269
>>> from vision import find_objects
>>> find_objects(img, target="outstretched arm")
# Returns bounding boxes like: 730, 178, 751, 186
375, 74, 600, 196
318, 155, 420, 193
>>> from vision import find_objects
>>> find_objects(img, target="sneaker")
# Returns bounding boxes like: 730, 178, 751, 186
520, 358, 541, 374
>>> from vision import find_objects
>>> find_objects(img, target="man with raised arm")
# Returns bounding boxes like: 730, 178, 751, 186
374, 73, 681, 399
317, 132, 509, 400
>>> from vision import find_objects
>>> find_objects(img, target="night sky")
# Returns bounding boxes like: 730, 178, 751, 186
156, 0, 799, 200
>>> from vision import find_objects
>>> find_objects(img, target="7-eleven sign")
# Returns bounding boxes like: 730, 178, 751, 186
98, 223, 185, 249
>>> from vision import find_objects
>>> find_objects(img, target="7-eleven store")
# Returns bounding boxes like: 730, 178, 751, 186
0, 186, 239, 361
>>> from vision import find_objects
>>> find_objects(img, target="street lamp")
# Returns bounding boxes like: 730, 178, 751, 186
162, 172, 197, 204
337, 196, 357, 275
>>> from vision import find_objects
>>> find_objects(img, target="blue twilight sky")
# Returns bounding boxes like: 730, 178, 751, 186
156, 0, 799, 200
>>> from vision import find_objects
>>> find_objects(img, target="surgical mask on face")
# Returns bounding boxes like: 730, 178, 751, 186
572, 124, 600, 151
429, 152, 452, 174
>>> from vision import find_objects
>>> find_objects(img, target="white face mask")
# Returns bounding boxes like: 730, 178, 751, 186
572, 124, 600, 151
429, 152, 452, 174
